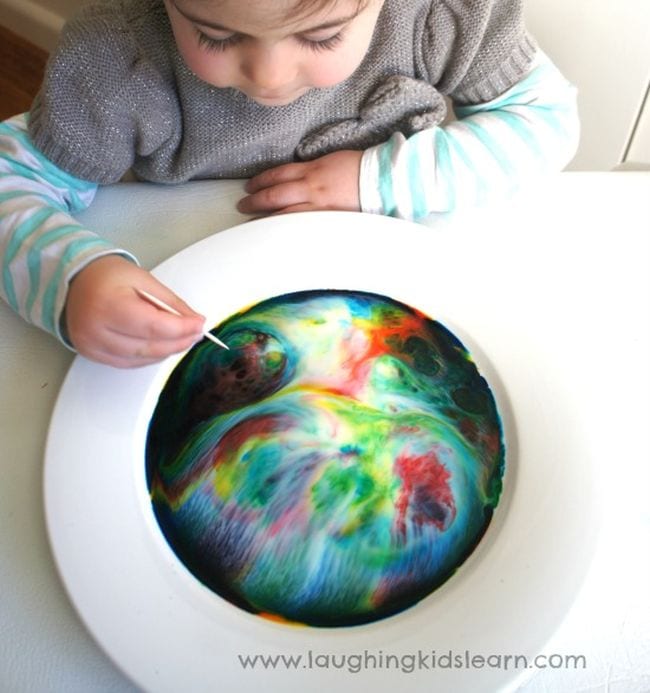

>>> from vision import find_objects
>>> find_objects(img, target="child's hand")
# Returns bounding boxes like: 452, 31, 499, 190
238, 150, 363, 216
64, 255, 206, 368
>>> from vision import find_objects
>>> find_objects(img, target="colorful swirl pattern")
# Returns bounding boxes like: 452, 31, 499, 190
146, 291, 504, 626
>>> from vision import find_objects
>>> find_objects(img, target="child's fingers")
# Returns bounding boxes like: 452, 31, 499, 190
238, 180, 308, 214
244, 162, 306, 193
145, 285, 205, 320
111, 332, 201, 363
270, 202, 317, 216
77, 323, 202, 367
108, 301, 205, 341
64, 257, 211, 367
69, 294, 204, 364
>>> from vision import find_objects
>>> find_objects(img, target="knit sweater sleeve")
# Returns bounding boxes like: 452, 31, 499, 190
0, 114, 136, 346
28, 2, 175, 184
359, 49, 580, 220
417, 0, 537, 103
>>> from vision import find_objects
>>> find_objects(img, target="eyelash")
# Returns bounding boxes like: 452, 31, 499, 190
297, 32, 344, 53
196, 31, 241, 53
195, 29, 344, 54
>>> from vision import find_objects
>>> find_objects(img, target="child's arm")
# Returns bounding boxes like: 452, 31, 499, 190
358, 51, 579, 219
238, 51, 578, 219
0, 114, 205, 366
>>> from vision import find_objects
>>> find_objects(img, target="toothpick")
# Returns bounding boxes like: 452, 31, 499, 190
135, 288, 229, 350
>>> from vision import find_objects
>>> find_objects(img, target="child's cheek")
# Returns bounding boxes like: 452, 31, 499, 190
180, 45, 236, 88
193, 61, 235, 89
308, 53, 364, 89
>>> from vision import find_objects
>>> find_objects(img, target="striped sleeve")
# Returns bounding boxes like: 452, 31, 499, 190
0, 113, 136, 346
359, 51, 580, 220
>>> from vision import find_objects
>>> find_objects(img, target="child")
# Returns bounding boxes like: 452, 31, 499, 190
0, 0, 579, 367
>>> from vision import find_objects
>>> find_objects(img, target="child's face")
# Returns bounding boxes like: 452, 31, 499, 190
164, 0, 384, 106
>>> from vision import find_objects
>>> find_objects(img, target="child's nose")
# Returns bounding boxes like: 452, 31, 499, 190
241, 44, 296, 91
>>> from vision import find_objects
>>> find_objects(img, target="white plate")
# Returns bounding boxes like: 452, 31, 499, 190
44, 211, 600, 692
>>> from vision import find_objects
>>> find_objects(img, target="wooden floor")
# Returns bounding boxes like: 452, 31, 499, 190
0, 25, 49, 121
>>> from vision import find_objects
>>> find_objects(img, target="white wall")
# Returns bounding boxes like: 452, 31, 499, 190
524, 0, 650, 170
2, 0, 649, 169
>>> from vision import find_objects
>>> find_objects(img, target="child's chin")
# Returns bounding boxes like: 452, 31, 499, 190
246, 89, 310, 107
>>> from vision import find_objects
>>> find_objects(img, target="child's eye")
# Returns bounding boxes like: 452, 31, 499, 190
195, 29, 242, 53
194, 28, 345, 54
296, 31, 345, 53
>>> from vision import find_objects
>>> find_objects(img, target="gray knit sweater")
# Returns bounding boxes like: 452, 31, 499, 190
29, 0, 536, 184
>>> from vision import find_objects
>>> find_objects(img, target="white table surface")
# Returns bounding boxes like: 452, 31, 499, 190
1, 173, 648, 692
